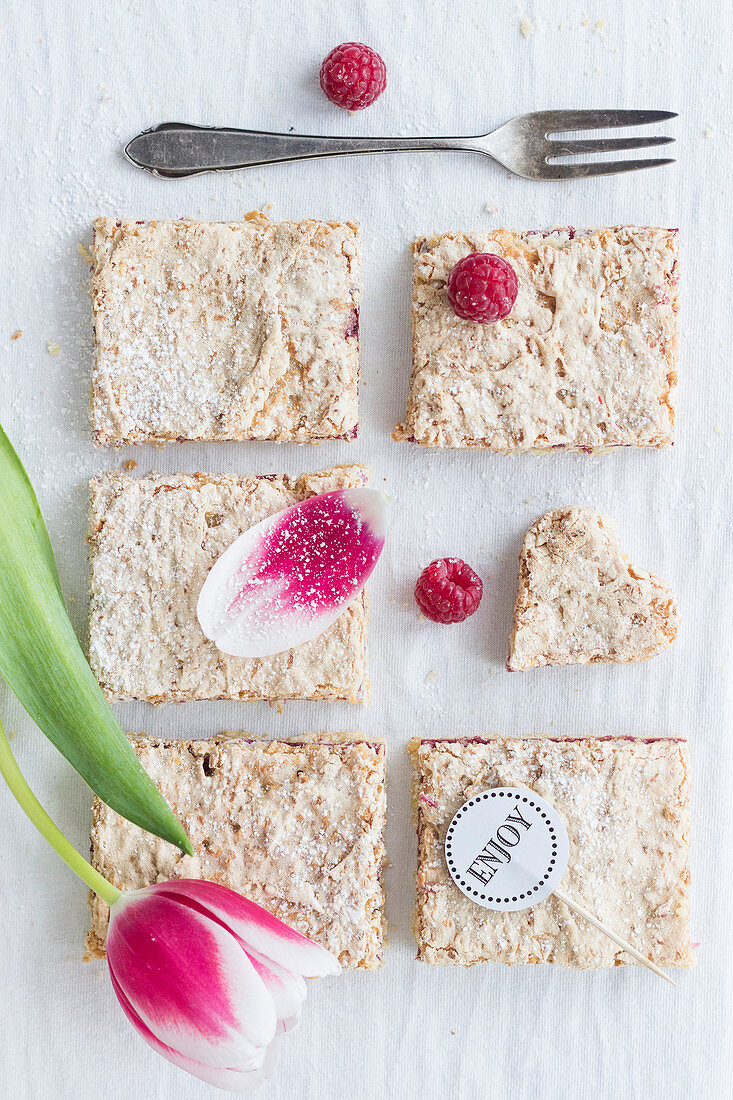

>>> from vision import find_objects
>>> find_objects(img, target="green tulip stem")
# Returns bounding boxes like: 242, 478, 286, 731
0, 716, 120, 907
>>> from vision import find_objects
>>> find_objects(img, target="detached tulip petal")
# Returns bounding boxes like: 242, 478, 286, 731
197, 488, 387, 657
151, 879, 342, 977
107, 891, 277, 1068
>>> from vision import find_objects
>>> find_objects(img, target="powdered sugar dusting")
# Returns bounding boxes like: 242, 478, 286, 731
508, 506, 679, 669
87, 466, 373, 703
91, 218, 361, 445
198, 488, 386, 658
395, 226, 678, 451
413, 736, 692, 969
88, 735, 387, 971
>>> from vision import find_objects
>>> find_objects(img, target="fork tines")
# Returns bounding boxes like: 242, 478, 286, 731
534, 109, 676, 178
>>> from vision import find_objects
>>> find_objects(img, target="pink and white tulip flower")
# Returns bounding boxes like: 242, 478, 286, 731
0, 714, 341, 1092
105, 879, 340, 1092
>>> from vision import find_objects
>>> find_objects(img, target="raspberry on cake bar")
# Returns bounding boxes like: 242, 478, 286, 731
86, 734, 387, 970
91, 216, 360, 445
394, 226, 678, 451
507, 507, 679, 671
87, 465, 370, 703
411, 736, 693, 968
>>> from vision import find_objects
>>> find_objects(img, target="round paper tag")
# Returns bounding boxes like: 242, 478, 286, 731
444, 787, 569, 911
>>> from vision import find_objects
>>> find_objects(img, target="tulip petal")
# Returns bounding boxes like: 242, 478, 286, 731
110, 967, 281, 1093
107, 891, 277, 1068
246, 949, 307, 1025
197, 488, 387, 657
151, 880, 341, 977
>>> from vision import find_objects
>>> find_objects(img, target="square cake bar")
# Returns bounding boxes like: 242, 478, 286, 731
411, 736, 692, 968
86, 734, 387, 969
88, 465, 370, 703
394, 227, 678, 451
91, 216, 361, 445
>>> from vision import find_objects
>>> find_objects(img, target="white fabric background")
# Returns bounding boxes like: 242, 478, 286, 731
0, 2, 730, 1097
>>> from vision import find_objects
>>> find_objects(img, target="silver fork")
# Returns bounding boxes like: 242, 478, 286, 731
125, 109, 676, 181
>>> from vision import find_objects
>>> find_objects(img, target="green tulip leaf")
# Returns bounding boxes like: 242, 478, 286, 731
0, 425, 191, 855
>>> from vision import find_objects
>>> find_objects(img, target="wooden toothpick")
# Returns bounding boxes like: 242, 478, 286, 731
552, 887, 676, 986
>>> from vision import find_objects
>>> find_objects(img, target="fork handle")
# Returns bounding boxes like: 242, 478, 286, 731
125, 123, 481, 178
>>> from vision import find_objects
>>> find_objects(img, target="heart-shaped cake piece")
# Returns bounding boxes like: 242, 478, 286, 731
507, 507, 679, 671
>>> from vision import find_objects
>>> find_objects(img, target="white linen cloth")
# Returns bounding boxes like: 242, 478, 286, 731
0, 1, 730, 1097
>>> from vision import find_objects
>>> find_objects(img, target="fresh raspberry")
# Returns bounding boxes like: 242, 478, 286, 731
414, 558, 483, 624
446, 253, 519, 323
319, 42, 386, 110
